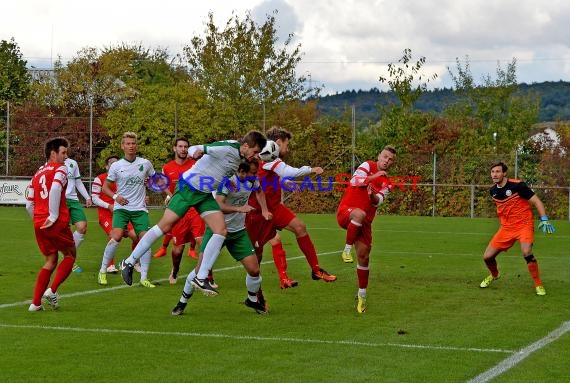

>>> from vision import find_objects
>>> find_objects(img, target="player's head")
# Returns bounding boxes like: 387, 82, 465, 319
237, 160, 259, 183
266, 126, 292, 157
173, 137, 189, 160
240, 130, 266, 162
105, 155, 119, 170
45, 137, 69, 163
377, 145, 396, 170
121, 132, 138, 157
490, 161, 508, 184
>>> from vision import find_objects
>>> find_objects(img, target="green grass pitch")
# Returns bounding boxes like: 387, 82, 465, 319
0, 207, 568, 382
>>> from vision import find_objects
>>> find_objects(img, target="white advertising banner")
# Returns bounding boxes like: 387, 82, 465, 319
0, 179, 29, 205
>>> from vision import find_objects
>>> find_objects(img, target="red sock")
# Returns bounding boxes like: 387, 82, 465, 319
357, 265, 369, 289
50, 256, 75, 293
296, 234, 319, 272
33, 268, 53, 305
484, 257, 499, 277
346, 220, 362, 246
271, 242, 288, 279
162, 233, 173, 248
527, 261, 542, 287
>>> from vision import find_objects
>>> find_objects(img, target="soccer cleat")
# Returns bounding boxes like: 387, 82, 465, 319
140, 279, 156, 288
341, 250, 354, 263
106, 264, 119, 274
356, 295, 367, 314
280, 277, 299, 289
208, 278, 219, 289
191, 276, 219, 296
120, 259, 134, 286
72, 263, 83, 273
42, 288, 59, 310
187, 247, 197, 259
535, 286, 546, 296
245, 298, 268, 314
28, 303, 44, 312
153, 247, 167, 258
311, 268, 337, 282
98, 272, 108, 286
479, 274, 500, 288
171, 301, 187, 316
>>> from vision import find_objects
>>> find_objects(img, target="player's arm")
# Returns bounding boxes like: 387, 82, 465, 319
215, 193, 254, 214
42, 167, 67, 228
91, 178, 111, 210
75, 177, 93, 207
529, 194, 556, 234
188, 145, 205, 159
272, 161, 317, 178
254, 188, 272, 220
25, 183, 34, 217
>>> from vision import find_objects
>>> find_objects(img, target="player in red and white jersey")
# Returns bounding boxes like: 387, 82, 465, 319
91, 155, 139, 273
246, 126, 336, 288
25, 137, 76, 312
336, 145, 396, 313
153, 137, 201, 259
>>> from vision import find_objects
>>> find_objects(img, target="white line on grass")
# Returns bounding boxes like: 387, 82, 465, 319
465, 321, 570, 383
0, 323, 516, 354
0, 251, 338, 310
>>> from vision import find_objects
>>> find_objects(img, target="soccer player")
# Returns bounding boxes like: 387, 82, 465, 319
64, 156, 93, 273
120, 131, 266, 295
153, 137, 201, 259
97, 132, 157, 287
91, 155, 139, 274
479, 161, 555, 296
246, 126, 336, 289
171, 160, 272, 315
336, 145, 396, 313
25, 137, 77, 311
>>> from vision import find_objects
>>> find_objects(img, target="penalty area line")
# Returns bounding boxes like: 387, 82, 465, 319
466, 321, 570, 383
0, 323, 515, 354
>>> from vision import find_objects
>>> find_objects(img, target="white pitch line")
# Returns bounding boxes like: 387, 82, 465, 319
0, 251, 338, 310
466, 321, 570, 383
0, 323, 515, 354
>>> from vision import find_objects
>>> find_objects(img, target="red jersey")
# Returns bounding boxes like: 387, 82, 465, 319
338, 160, 389, 222
91, 172, 115, 212
28, 162, 69, 226
162, 159, 196, 194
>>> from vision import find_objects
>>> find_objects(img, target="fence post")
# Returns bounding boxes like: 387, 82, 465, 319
5, 101, 9, 176
470, 184, 475, 218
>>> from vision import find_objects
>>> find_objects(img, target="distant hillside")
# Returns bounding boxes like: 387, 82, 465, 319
316, 81, 570, 124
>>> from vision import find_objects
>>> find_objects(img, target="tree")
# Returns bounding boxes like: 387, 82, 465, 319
183, 11, 312, 136
0, 38, 31, 106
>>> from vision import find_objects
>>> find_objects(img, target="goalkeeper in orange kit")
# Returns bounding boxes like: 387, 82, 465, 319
479, 161, 555, 296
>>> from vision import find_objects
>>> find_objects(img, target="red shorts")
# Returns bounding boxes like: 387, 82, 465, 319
99, 210, 134, 236
172, 208, 205, 246
245, 203, 295, 249
489, 225, 534, 251
34, 220, 75, 256
336, 206, 372, 248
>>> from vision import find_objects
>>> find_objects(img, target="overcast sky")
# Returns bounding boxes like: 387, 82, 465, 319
3, 0, 569, 95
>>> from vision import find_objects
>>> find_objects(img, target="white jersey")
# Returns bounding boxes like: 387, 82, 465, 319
107, 156, 155, 212
64, 158, 82, 200
217, 175, 259, 232
183, 141, 243, 193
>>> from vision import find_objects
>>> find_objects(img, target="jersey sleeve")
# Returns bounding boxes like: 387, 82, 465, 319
517, 182, 535, 200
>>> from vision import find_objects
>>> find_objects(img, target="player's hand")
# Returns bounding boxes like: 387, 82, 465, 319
239, 205, 255, 213
538, 215, 555, 234
262, 210, 273, 220
311, 167, 324, 175
85, 198, 93, 208
192, 149, 204, 160
40, 218, 55, 229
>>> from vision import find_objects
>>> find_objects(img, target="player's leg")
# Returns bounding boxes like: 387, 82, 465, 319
479, 242, 503, 288
269, 233, 298, 289
343, 208, 366, 263
520, 237, 545, 295
67, 200, 87, 273
354, 241, 371, 314
192, 211, 226, 290
153, 232, 172, 258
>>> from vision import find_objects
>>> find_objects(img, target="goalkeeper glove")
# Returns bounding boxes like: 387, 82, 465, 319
538, 215, 555, 234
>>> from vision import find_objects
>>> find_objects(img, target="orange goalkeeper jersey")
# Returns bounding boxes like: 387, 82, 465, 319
490, 178, 535, 228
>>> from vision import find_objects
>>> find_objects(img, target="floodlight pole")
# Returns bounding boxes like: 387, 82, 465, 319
5, 101, 9, 176
351, 104, 355, 173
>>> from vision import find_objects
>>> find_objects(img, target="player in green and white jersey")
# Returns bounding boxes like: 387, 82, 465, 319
171, 160, 272, 315
98, 132, 157, 288
120, 131, 266, 295
64, 157, 93, 273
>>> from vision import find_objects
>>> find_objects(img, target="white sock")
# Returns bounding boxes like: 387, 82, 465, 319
139, 249, 151, 281
358, 288, 367, 297
196, 233, 225, 279
126, 225, 163, 264
246, 274, 262, 298
181, 270, 197, 303
73, 231, 85, 249
100, 238, 119, 273
343, 244, 353, 253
